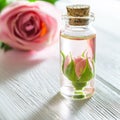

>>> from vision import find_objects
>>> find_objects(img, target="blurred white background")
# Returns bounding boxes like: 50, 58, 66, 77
56, 0, 120, 38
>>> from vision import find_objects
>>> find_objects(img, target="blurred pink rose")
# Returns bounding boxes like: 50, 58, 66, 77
0, 1, 60, 51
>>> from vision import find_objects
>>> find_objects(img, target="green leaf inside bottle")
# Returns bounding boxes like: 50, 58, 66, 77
78, 59, 93, 83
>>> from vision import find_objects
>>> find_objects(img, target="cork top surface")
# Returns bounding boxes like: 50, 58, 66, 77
66, 4, 90, 9
67, 4, 90, 17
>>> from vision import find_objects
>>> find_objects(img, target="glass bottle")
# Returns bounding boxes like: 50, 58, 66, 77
60, 5, 96, 100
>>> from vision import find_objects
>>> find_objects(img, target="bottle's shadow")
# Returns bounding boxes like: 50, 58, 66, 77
28, 92, 90, 120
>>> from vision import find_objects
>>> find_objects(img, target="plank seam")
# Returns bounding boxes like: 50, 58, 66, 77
96, 74, 120, 95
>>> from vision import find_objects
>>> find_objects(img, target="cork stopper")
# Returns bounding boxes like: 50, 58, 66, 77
66, 5, 90, 26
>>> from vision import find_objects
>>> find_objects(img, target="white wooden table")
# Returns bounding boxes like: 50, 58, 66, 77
0, 0, 120, 120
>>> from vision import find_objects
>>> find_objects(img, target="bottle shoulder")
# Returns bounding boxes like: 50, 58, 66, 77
61, 25, 96, 39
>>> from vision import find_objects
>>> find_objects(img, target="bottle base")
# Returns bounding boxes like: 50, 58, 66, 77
60, 86, 95, 100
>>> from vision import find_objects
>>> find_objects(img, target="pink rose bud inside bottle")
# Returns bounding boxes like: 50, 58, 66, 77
60, 5, 96, 100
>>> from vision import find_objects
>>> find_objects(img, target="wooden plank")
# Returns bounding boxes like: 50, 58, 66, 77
0, 50, 120, 120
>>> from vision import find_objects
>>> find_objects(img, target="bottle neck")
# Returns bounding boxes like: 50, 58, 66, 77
65, 23, 92, 30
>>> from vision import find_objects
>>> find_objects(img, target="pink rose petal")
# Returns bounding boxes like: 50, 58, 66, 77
0, 1, 60, 51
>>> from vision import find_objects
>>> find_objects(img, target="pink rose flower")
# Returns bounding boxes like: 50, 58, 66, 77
75, 57, 93, 78
74, 57, 86, 77
0, 1, 60, 51
63, 55, 93, 78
